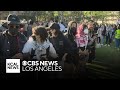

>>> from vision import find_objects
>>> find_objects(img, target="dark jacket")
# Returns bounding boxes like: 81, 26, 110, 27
0, 30, 27, 61
27, 25, 32, 38
49, 34, 71, 59
67, 21, 77, 43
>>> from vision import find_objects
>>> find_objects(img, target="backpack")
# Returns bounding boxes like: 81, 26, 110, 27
31, 36, 51, 60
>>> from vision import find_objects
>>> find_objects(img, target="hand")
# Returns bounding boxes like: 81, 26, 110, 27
62, 53, 68, 61
79, 49, 85, 55
83, 50, 89, 55
62, 55, 66, 61
11, 53, 23, 60
79, 49, 88, 55
93, 36, 97, 40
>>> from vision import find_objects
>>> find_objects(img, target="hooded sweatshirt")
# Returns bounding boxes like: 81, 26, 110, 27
22, 37, 58, 60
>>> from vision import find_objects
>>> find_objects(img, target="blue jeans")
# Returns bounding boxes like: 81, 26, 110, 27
101, 35, 105, 45
115, 38, 120, 48
106, 33, 111, 45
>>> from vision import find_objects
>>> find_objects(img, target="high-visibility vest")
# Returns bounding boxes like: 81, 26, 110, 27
115, 29, 120, 39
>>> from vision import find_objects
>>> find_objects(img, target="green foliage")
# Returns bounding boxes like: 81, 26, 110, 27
19, 11, 119, 22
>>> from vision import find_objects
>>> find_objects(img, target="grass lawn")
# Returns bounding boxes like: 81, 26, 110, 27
86, 42, 120, 79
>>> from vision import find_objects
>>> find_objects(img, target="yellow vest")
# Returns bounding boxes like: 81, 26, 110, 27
115, 29, 120, 39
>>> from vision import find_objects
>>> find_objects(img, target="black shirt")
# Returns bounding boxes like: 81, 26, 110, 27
7, 34, 19, 57
49, 34, 71, 57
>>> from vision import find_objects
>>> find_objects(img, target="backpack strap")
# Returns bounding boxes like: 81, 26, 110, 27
46, 45, 50, 59
30, 48, 36, 59
39, 45, 50, 60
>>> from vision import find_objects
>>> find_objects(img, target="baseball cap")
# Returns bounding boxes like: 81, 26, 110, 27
7, 14, 20, 25
49, 23, 60, 30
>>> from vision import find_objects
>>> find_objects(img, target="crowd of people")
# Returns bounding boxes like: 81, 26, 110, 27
0, 14, 120, 79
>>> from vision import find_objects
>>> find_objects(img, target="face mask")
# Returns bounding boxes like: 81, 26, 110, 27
8, 24, 19, 36
35, 35, 42, 43
71, 27, 77, 34
9, 28, 18, 36
71, 27, 77, 31
88, 23, 94, 30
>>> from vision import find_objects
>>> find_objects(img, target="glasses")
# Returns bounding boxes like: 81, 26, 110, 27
9, 25, 20, 29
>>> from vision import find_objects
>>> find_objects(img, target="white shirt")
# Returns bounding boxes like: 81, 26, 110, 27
22, 37, 58, 60
84, 28, 89, 47
59, 23, 66, 32
97, 28, 102, 37
117, 19, 120, 25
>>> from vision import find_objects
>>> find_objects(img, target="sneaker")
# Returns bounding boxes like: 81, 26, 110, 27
108, 44, 110, 46
117, 48, 120, 51
104, 44, 107, 46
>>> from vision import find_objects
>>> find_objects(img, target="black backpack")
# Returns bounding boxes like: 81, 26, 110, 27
31, 36, 51, 60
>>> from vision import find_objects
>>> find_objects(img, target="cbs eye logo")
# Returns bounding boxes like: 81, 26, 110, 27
6, 59, 20, 73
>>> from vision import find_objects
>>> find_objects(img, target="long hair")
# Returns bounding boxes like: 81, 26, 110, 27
33, 26, 48, 42
67, 21, 77, 41
50, 23, 64, 37
54, 27, 64, 37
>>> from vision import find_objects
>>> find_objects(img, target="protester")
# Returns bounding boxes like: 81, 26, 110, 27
59, 21, 66, 33
27, 20, 33, 39
67, 21, 77, 42
22, 26, 58, 60
0, 15, 27, 79
115, 25, 120, 51
87, 21, 97, 63
105, 24, 113, 46
49, 23, 76, 78
75, 23, 89, 76
75, 23, 88, 49
100, 24, 106, 46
